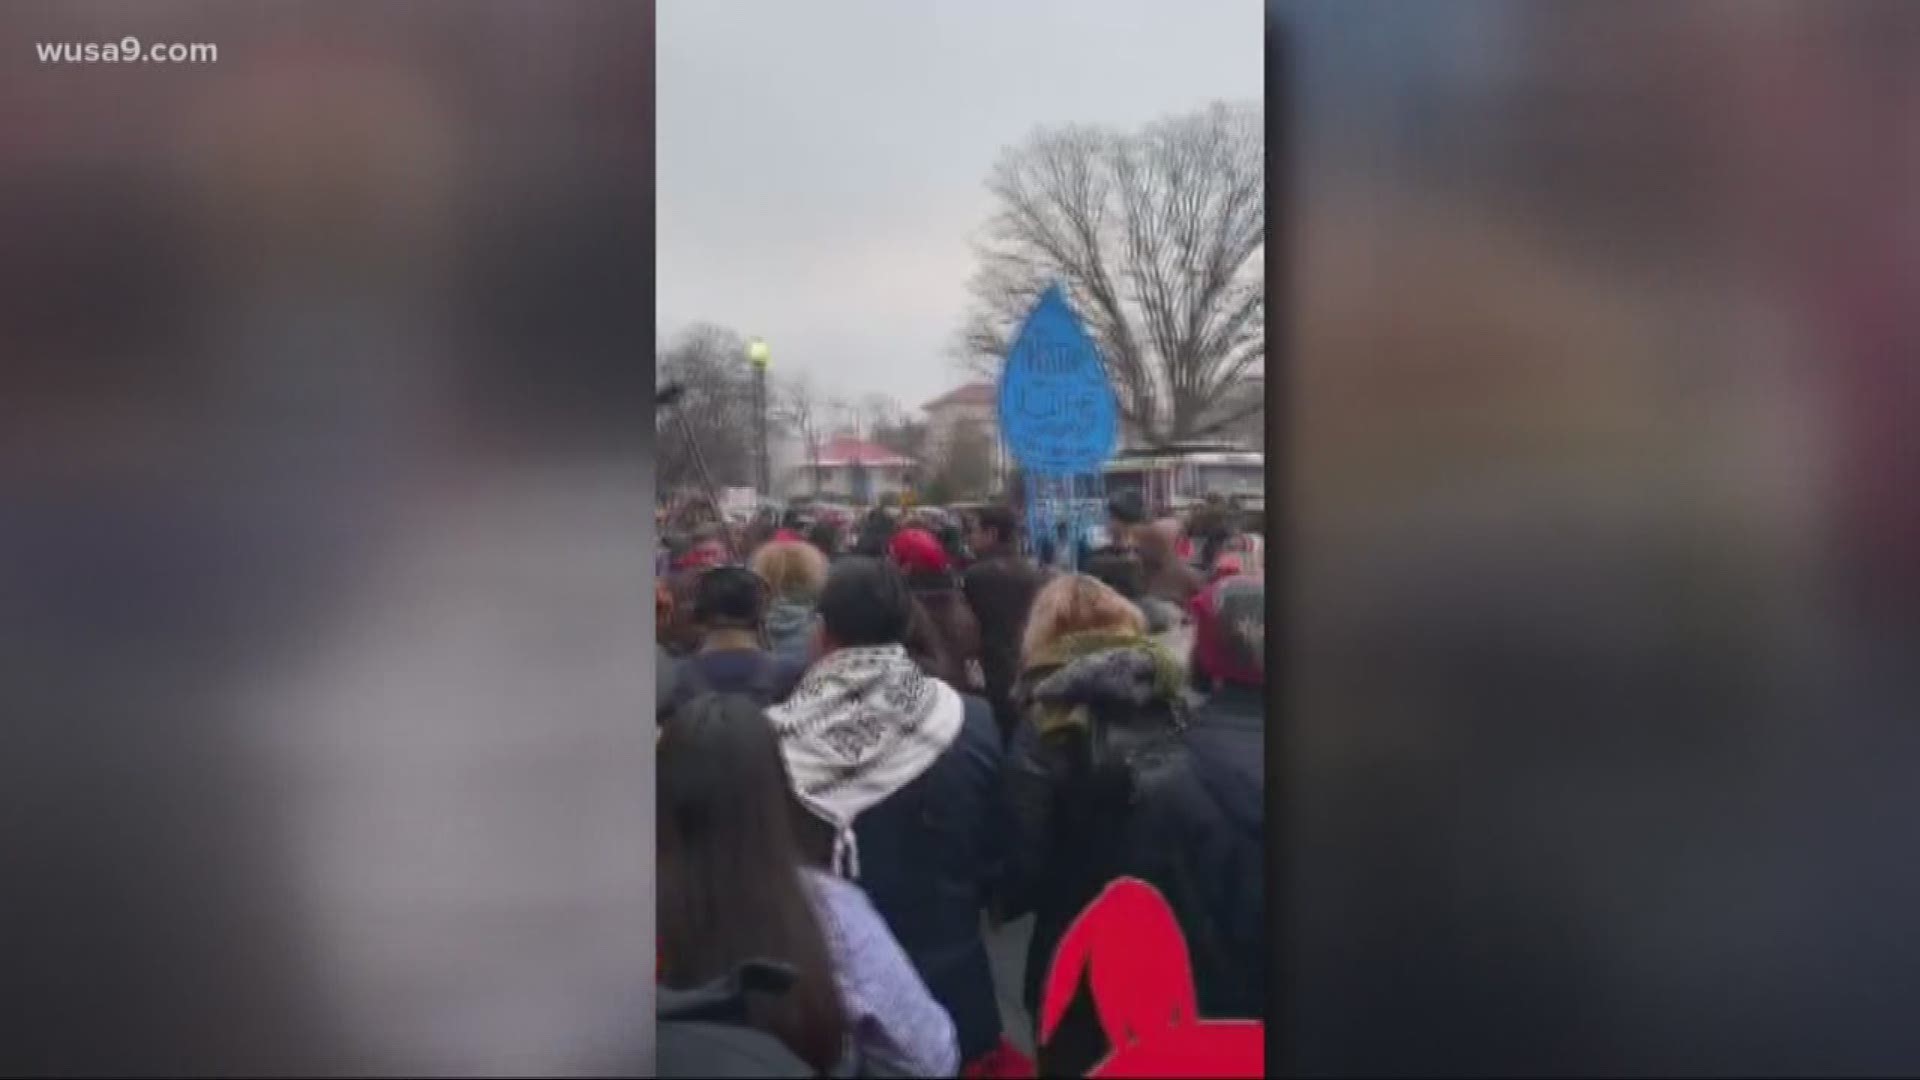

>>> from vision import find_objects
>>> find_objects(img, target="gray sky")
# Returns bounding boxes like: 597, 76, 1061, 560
657, 0, 1262, 414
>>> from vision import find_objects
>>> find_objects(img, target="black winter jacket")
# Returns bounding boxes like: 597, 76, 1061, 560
802, 693, 1011, 1064
1000, 633, 1265, 1074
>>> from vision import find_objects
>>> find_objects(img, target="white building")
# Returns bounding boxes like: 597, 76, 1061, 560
783, 434, 915, 505
921, 382, 1007, 493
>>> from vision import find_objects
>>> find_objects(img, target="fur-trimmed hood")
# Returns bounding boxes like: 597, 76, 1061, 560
1021, 630, 1186, 736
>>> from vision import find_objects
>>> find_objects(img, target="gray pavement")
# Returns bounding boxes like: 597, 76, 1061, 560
987, 913, 1037, 1056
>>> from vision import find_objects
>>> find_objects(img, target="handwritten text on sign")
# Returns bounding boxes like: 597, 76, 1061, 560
998, 285, 1118, 476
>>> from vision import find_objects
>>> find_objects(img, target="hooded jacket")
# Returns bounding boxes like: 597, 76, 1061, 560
763, 598, 816, 669
1001, 631, 1264, 1074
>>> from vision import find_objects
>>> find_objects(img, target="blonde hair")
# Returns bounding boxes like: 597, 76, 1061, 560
750, 539, 829, 602
1021, 573, 1146, 667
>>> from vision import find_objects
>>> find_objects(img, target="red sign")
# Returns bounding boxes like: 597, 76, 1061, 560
1040, 877, 1265, 1077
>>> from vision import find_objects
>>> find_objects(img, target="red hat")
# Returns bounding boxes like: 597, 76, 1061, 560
675, 539, 727, 572
772, 528, 804, 543
887, 527, 951, 575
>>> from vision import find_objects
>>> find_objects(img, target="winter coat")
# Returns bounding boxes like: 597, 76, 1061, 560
1176, 683, 1267, 1019
663, 648, 805, 721
1000, 631, 1263, 1075
765, 598, 817, 669
803, 693, 1011, 1063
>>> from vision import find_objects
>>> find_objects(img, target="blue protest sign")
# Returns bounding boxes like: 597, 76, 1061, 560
997, 284, 1119, 476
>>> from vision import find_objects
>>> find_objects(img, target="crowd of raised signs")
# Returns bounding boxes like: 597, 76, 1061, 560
654, 492, 1267, 1077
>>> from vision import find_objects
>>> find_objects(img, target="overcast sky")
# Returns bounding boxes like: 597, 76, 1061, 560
657, 0, 1262, 414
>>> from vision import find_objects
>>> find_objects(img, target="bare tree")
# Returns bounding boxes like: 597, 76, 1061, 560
871, 414, 928, 465
825, 397, 857, 439
656, 324, 755, 494
955, 101, 1264, 447
773, 372, 827, 496
936, 416, 996, 500
858, 393, 902, 437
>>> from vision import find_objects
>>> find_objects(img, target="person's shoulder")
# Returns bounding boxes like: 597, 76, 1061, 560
931, 693, 1004, 778
958, 692, 999, 737
801, 869, 896, 960
801, 866, 871, 919
1150, 719, 1262, 829
770, 653, 808, 693
688, 650, 742, 686
1187, 703, 1265, 779
961, 556, 1003, 583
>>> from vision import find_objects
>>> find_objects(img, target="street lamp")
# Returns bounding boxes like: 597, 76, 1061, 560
746, 336, 770, 497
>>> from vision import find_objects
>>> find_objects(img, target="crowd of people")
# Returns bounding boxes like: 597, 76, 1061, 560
656, 492, 1267, 1077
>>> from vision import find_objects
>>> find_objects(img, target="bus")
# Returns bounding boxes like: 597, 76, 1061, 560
1101, 444, 1265, 514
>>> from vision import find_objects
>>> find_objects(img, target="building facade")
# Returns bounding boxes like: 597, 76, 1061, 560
921, 382, 1007, 494
784, 434, 915, 505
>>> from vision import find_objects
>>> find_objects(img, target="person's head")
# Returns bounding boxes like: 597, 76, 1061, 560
1192, 576, 1265, 689
780, 508, 806, 531
853, 511, 895, 559
1084, 552, 1148, 603
1189, 503, 1238, 566
1134, 518, 1181, 570
1107, 490, 1146, 534
936, 523, 968, 563
1211, 550, 1254, 584
815, 557, 914, 654
1022, 572, 1148, 666
972, 505, 1019, 553
742, 516, 776, 552
887, 527, 951, 577
903, 594, 956, 684
750, 540, 828, 605
905, 584, 982, 689
691, 566, 769, 637
675, 537, 728, 573
657, 693, 847, 1073
804, 520, 840, 559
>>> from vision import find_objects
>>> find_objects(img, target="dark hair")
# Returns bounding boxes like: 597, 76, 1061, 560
692, 566, 768, 631
1107, 490, 1146, 527
1085, 552, 1147, 602
1189, 503, 1240, 570
805, 521, 840, 558
658, 693, 848, 1074
852, 511, 894, 559
936, 524, 968, 565
976, 505, 1018, 546
662, 569, 705, 655
817, 557, 913, 648
781, 508, 806, 530
904, 580, 982, 690
743, 517, 776, 554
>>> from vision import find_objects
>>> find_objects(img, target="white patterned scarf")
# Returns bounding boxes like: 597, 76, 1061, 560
767, 644, 963, 879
